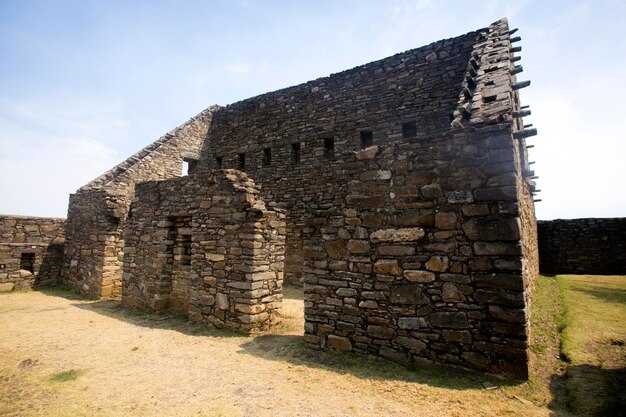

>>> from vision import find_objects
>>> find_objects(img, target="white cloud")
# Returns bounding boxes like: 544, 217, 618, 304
227, 63, 249, 73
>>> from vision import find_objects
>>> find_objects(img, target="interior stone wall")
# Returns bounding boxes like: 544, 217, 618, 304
538, 218, 626, 275
0, 215, 65, 291
61, 108, 217, 299
189, 19, 537, 377
122, 170, 285, 332
58, 17, 538, 376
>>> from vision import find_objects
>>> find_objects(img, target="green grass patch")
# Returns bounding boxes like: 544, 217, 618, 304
503, 275, 568, 409
557, 275, 626, 416
48, 369, 83, 383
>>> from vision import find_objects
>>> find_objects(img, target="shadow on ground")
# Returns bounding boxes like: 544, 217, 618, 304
570, 286, 626, 305
35, 285, 523, 390
549, 364, 626, 417
37, 286, 243, 338
237, 333, 501, 390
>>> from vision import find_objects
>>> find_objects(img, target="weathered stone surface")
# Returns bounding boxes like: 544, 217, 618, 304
0, 282, 15, 292
425, 256, 448, 272
442, 282, 465, 302
370, 228, 425, 243
324, 241, 347, 259
442, 330, 471, 343
346, 240, 370, 254
215, 293, 229, 310
367, 325, 395, 339
360, 170, 392, 181
403, 270, 435, 283
474, 241, 521, 256
474, 289, 524, 307
373, 260, 403, 276
488, 305, 526, 323
436, 212, 457, 230
390, 285, 429, 305
396, 336, 427, 352
346, 195, 385, 208
397, 317, 428, 329
387, 211, 434, 227
431, 312, 468, 329
462, 204, 490, 217
421, 184, 443, 198
378, 245, 415, 256
462, 217, 521, 241
327, 335, 352, 351
354, 145, 379, 160
475, 273, 524, 291
447, 190, 474, 204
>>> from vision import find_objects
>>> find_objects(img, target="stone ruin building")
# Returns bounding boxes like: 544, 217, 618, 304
1, 18, 543, 378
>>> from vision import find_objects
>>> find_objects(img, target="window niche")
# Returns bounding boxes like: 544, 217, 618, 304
323, 137, 335, 159
20, 253, 35, 273
263, 148, 272, 166
360, 131, 373, 148
169, 216, 192, 267
182, 158, 198, 176
402, 121, 417, 139
237, 153, 246, 170
291, 143, 301, 164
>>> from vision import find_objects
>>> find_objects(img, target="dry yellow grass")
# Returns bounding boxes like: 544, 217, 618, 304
0, 282, 577, 417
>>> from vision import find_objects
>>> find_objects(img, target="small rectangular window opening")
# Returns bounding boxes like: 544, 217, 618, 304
291, 143, 301, 164
263, 148, 272, 166
323, 137, 334, 159
360, 131, 373, 148
237, 153, 245, 170
182, 158, 198, 176
216, 156, 223, 169
20, 253, 35, 273
402, 122, 417, 138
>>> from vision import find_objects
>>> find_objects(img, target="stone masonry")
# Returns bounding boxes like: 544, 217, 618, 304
0, 215, 65, 291
538, 218, 626, 275
61, 107, 218, 299
122, 170, 285, 331
52, 18, 540, 377
190, 19, 538, 377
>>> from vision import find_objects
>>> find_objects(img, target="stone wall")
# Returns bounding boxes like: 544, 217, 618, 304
190, 18, 538, 377
62, 107, 217, 298
122, 170, 285, 332
538, 218, 626, 275
0, 215, 65, 291
60, 18, 538, 376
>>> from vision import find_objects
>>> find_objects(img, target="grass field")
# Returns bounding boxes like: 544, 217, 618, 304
0, 275, 624, 416
557, 275, 626, 416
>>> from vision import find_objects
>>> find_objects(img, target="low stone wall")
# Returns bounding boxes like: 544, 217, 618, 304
62, 108, 216, 299
538, 218, 626, 275
0, 215, 65, 291
122, 170, 286, 332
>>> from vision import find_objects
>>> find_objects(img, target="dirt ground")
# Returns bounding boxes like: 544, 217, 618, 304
0, 286, 554, 417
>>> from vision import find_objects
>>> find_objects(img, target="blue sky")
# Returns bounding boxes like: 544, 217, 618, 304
1, 0, 624, 219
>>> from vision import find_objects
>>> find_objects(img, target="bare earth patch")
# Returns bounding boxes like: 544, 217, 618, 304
1, 285, 555, 417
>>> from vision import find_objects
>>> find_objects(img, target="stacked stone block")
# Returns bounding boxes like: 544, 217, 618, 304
188, 18, 537, 377
122, 170, 285, 332
538, 218, 626, 275
58, 18, 539, 377
0, 215, 65, 291
62, 107, 217, 299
